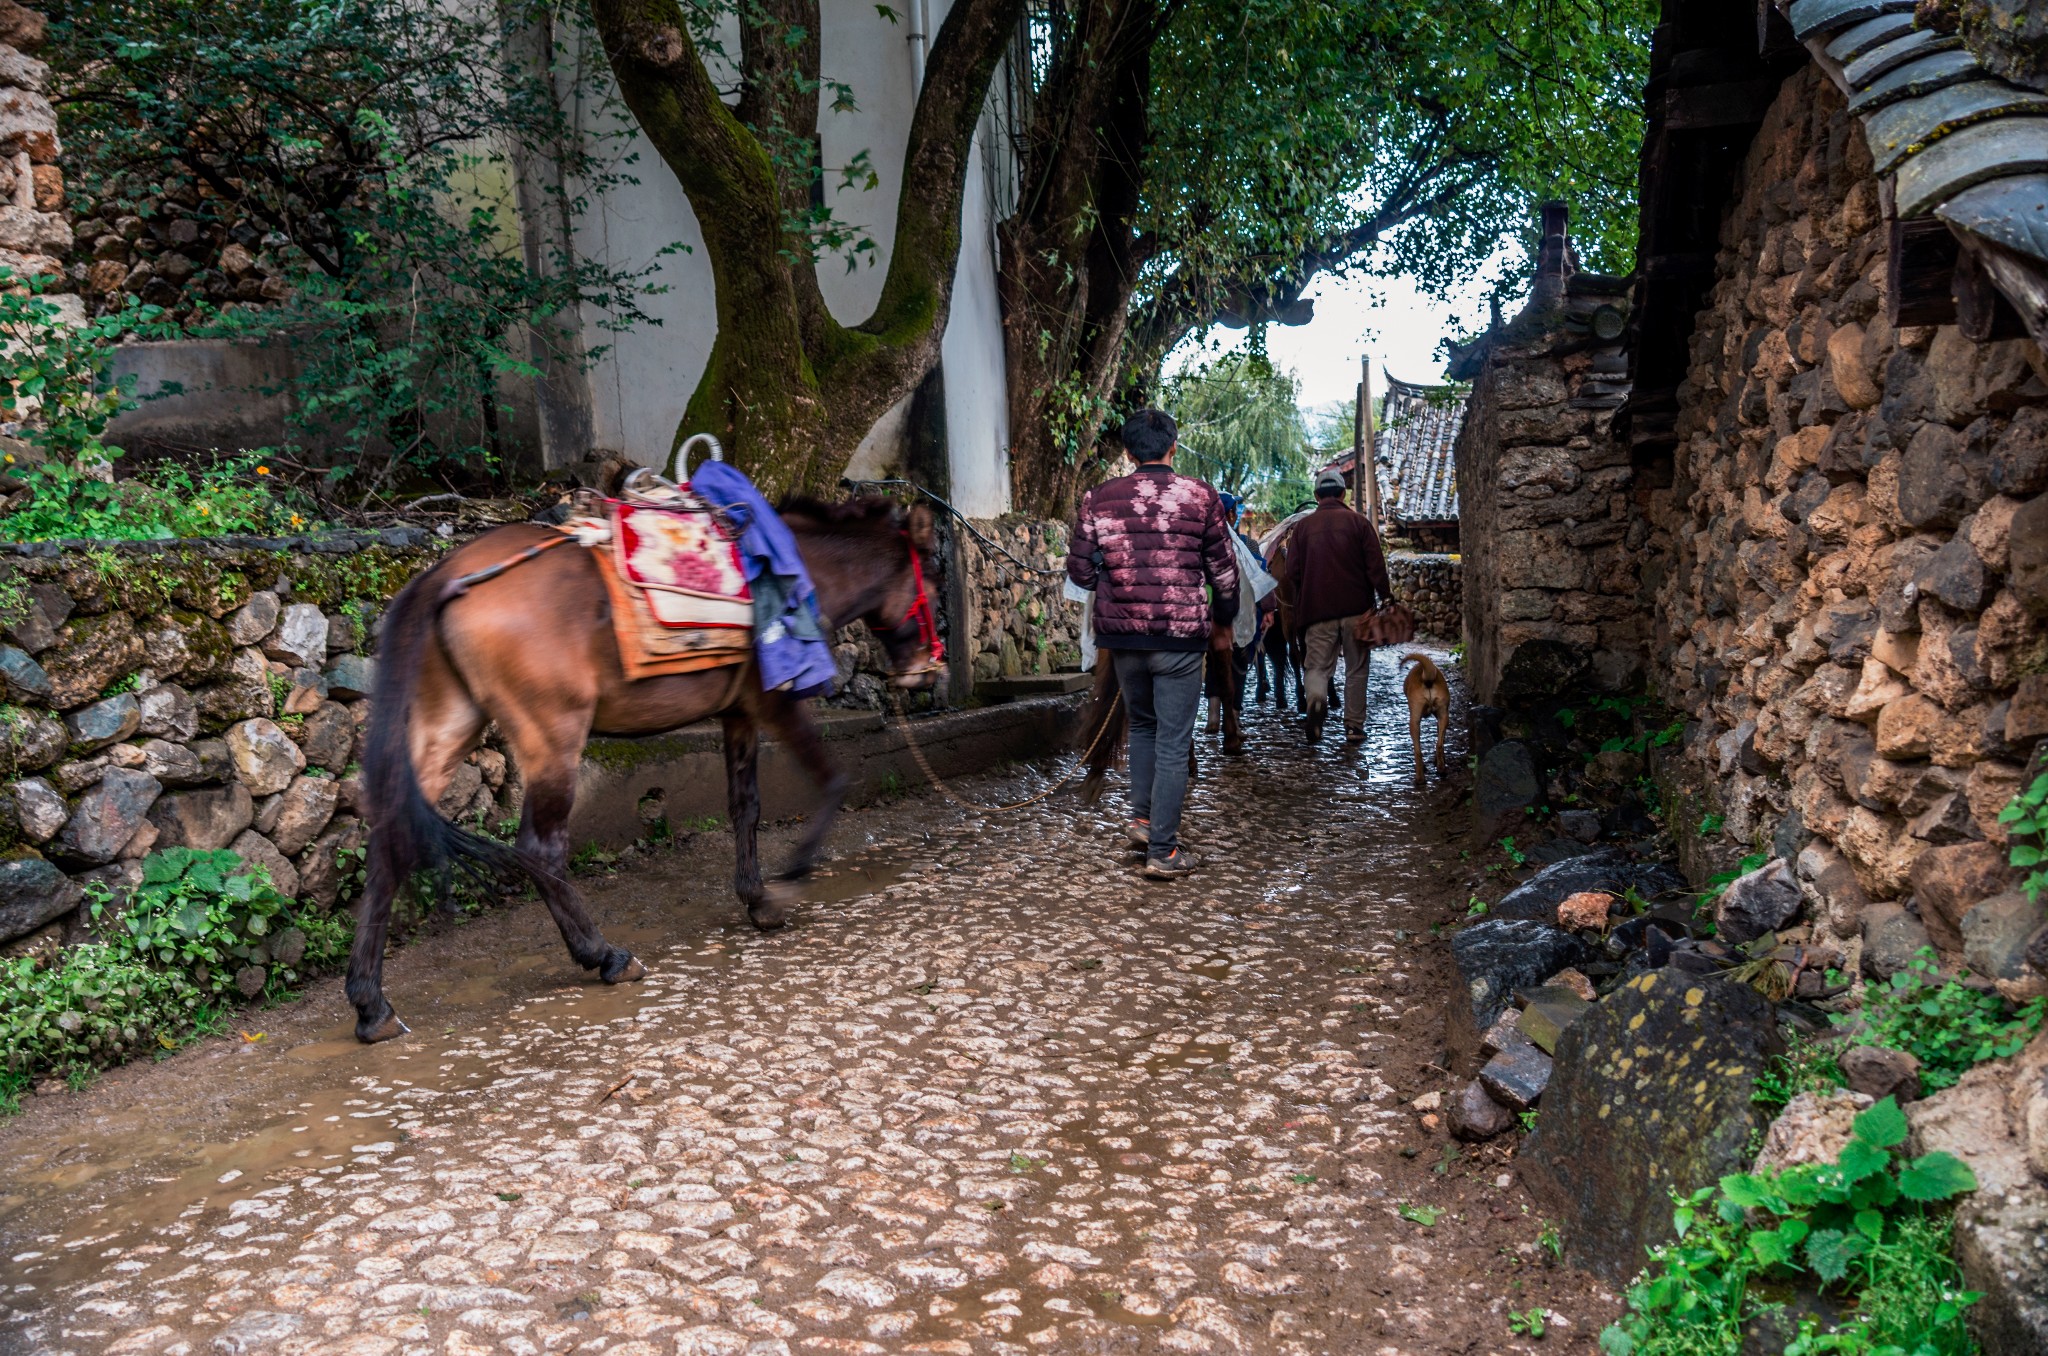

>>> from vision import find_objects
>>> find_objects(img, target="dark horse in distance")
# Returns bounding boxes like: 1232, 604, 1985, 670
350, 499, 943, 1043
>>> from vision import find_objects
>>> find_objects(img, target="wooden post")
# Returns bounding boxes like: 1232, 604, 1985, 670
1355, 360, 1379, 525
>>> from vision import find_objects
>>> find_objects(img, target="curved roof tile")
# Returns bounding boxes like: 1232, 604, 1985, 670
1375, 375, 1465, 524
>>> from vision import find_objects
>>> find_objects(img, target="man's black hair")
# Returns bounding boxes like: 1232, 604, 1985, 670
1121, 408, 1177, 463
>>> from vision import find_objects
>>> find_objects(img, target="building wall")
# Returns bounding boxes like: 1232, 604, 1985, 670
1647, 66, 2044, 980
1452, 269, 1650, 704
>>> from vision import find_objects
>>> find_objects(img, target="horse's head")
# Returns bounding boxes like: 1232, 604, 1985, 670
782, 497, 946, 689
865, 502, 945, 688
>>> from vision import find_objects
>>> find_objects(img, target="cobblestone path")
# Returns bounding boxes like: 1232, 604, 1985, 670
2, 651, 1609, 1356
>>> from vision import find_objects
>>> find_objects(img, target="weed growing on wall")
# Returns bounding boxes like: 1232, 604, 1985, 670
1601, 1098, 1980, 1356
0, 848, 351, 1096
2, 454, 316, 541
1852, 948, 2045, 1093
1999, 769, 2048, 902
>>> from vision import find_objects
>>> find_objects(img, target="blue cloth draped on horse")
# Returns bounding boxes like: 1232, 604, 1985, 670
691, 460, 838, 698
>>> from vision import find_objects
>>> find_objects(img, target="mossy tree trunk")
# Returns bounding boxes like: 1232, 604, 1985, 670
588, 0, 1026, 498
997, 0, 1157, 522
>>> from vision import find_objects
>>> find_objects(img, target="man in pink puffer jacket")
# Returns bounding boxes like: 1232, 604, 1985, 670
1066, 409, 1239, 878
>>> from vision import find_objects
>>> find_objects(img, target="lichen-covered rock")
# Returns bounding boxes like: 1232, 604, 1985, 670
6, 709, 65, 772
1752, 1088, 1872, 1174
9, 775, 64, 841
1862, 901, 1934, 978
148, 782, 254, 851
53, 767, 160, 864
225, 718, 304, 794
226, 591, 280, 647
141, 611, 233, 683
1911, 840, 2020, 952
1520, 969, 1780, 1282
228, 828, 297, 896
135, 683, 198, 740
323, 653, 376, 700
1491, 847, 1684, 923
38, 612, 141, 708
263, 602, 328, 669
0, 855, 79, 943
268, 774, 338, 857
297, 700, 354, 772
62, 693, 138, 752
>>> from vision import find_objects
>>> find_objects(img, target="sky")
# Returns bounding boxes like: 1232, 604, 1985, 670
1164, 247, 1521, 424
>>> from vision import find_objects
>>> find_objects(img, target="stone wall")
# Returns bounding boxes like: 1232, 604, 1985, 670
0, 532, 475, 956
0, 4, 79, 306
1386, 551, 1462, 643
1452, 230, 1653, 704
959, 516, 1080, 685
1648, 67, 2047, 986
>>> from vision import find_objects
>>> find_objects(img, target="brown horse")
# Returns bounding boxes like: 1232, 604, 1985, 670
350, 499, 942, 1043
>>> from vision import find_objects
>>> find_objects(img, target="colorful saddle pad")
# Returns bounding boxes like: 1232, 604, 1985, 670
611, 499, 753, 628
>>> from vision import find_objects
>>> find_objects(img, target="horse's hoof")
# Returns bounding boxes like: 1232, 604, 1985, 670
749, 881, 800, 931
602, 950, 647, 984
356, 1012, 410, 1044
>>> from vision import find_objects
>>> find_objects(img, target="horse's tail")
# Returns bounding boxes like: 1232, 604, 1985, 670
1076, 660, 1127, 806
360, 565, 526, 910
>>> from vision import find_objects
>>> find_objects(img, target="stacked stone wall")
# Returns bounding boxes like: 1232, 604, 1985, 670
1454, 275, 1655, 703
0, 532, 485, 957
960, 516, 1080, 684
1650, 67, 2047, 985
0, 5, 78, 304
1387, 551, 1462, 643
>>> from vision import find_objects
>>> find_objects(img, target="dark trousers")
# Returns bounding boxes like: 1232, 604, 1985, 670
1110, 647, 1204, 858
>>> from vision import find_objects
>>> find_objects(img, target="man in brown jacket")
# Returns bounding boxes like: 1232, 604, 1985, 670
1284, 469, 1393, 743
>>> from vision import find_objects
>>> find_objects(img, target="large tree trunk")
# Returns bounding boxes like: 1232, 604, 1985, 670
998, 0, 1155, 520
587, 0, 1023, 498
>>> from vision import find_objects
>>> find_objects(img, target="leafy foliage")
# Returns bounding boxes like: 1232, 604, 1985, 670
1851, 947, 2045, 1093
0, 848, 351, 1092
50, 0, 657, 494
1163, 353, 1315, 514
2, 454, 315, 541
1998, 769, 2048, 903
1600, 1098, 1980, 1356
0, 270, 181, 462
1752, 1036, 1848, 1116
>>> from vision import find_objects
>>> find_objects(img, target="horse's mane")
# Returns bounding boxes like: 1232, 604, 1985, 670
775, 495, 901, 531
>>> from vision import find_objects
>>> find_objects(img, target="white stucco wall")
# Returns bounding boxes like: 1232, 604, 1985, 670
558, 0, 1013, 516
941, 110, 1012, 517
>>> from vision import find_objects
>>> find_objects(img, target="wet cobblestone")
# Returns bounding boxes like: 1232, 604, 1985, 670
2, 651, 1607, 1355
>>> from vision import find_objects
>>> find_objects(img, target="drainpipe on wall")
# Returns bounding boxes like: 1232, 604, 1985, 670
908, 0, 930, 87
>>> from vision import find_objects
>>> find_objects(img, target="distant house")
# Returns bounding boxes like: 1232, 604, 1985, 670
1373, 375, 1465, 553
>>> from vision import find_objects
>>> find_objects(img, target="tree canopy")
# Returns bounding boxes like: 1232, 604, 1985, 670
1163, 352, 1315, 518
1003, 0, 1653, 514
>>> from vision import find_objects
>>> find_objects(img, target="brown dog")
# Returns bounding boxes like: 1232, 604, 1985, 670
1400, 652, 1450, 784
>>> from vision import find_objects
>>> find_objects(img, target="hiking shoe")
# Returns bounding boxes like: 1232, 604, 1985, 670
1344, 726, 1366, 742
1127, 819, 1151, 849
1142, 848, 1200, 880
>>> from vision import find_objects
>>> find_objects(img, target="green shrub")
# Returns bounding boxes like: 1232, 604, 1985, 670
0, 847, 352, 1093
1, 453, 318, 541
0, 269, 177, 461
1601, 1098, 1980, 1356
1852, 948, 2046, 1094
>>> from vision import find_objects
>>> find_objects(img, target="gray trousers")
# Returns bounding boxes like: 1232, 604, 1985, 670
1303, 616, 1370, 731
1110, 647, 1205, 858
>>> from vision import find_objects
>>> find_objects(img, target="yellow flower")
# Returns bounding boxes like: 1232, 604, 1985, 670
197, 503, 210, 515
256, 466, 270, 475
289, 514, 303, 527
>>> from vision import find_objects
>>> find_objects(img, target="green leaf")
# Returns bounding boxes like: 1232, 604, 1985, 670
1896, 1151, 1977, 1202
1747, 1227, 1796, 1268
1802, 1228, 1866, 1285
1835, 1138, 1891, 1184
1852, 1208, 1885, 1242
1852, 1097, 1910, 1150
1719, 1173, 1776, 1209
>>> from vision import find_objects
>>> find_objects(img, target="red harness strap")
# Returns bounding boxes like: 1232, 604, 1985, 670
902, 536, 944, 667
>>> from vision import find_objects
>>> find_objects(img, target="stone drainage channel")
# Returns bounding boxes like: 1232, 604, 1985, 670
0, 649, 1619, 1356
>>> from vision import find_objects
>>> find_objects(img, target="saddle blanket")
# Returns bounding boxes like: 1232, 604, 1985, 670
612, 500, 753, 629
558, 495, 755, 682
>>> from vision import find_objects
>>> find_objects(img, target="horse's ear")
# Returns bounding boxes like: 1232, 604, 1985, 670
906, 502, 938, 555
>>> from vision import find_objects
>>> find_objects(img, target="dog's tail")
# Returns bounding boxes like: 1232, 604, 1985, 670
1402, 652, 1445, 687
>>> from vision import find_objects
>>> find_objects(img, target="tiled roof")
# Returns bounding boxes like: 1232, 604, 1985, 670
1375, 375, 1465, 523
1783, 0, 2048, 265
